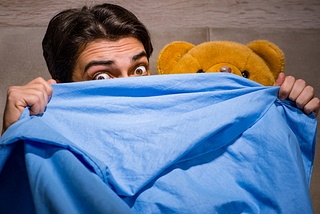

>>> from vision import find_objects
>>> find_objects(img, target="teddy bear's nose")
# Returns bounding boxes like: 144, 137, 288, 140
220, 66, 231, 73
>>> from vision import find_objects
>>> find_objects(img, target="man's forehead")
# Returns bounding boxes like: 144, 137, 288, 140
78, 37, 146, 61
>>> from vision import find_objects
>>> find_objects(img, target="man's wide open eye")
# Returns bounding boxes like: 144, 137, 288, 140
133, 66, 147, 76
93, 73, 112, 80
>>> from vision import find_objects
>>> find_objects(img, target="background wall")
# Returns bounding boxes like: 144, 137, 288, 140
1, 0, 320, 212
1, 0, 320, 28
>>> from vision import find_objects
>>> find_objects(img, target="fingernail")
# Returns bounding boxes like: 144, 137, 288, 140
279, 96, 286, 101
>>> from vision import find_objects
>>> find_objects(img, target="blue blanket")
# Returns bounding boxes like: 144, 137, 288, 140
0, 73, 317, 213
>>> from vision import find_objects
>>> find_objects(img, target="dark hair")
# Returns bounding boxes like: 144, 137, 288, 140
42, 3, 153, 82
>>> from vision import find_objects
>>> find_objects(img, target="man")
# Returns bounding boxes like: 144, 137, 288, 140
1, 3, 320, 135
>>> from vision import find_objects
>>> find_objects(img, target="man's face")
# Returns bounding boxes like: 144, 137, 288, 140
72, 37, 150, 81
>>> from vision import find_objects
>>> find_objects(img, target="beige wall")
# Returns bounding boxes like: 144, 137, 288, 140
0, 0, 320, 28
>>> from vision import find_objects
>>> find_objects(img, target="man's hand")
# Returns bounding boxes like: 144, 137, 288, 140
274, 73, 320, 117
1, 77, 57, 135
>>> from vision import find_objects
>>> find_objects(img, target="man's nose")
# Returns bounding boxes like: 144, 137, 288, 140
118, 71, 129, 78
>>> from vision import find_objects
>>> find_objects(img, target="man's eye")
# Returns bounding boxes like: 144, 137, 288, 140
93, 73, 111, 80
133, 66, 147, 76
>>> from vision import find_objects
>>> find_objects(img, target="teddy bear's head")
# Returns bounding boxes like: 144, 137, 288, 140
157, 40, 285, 86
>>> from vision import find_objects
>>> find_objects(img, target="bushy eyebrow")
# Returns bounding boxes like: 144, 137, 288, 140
84, 51, 148, 73
84, 60, 113, 73
132, 51, 148, 61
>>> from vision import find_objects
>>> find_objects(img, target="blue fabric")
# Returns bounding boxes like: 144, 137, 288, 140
0, 73, 317, 213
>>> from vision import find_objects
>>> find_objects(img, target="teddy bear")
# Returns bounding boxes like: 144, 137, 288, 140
157, 40, 285, 86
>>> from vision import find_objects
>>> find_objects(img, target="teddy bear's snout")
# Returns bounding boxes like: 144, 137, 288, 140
220, 66, 232, 73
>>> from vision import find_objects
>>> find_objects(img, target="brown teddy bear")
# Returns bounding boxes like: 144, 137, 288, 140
157, 40, 285, 86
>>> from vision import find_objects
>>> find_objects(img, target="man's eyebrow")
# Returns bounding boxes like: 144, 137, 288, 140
132, 51, 148, 61
84, 51, 147, 73
84, 60, 113, 73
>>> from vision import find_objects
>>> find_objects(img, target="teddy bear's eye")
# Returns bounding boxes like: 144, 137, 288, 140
241, 70, 249, 78
197, 69, 205, 73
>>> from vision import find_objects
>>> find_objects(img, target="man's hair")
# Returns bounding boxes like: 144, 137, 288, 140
42, 3, 153, 82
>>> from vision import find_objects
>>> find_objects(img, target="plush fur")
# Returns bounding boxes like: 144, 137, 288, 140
157, 40, 285, 86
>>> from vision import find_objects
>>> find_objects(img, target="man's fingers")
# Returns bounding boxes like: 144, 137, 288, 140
288, 79, 306, 102
295, 86, 315, 110
27, 77, 54, 99
303, 98, 320, 117
2, 77, 56, 135
6, 79, 50, 119
278, 76, 295, 101
47, 79, 57, 84
25, 88, 49, 116
8, 87, 48, 116
273, 72, 285, 87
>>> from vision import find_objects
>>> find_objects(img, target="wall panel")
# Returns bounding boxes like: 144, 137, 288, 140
0, 0, 320, 28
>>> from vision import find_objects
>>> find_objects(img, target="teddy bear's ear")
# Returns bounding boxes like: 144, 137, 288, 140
157, 41, 195, 75
246, 40, 285, 79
